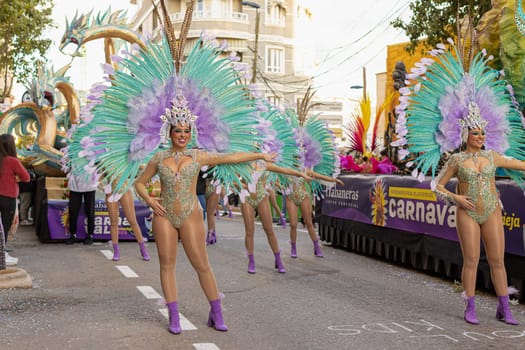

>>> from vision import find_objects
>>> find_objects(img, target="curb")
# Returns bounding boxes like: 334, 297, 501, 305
0, 267, 33, 289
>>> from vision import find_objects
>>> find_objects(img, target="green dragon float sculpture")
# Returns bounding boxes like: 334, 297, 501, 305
0, 65, 80, 176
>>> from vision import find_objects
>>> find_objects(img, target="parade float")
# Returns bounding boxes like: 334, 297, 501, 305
318, 0, 525, 301
0, 9, 156, 243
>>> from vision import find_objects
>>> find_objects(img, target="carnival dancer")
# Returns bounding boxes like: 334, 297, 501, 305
240, 161, 310, 274
239, 101, 311, 274
284, 110, 342, 258
67, 4, 281, 331
393, 40, 525, 325
135, 113, 277, 333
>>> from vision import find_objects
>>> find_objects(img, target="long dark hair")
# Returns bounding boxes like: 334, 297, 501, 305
0, 134, 17, 169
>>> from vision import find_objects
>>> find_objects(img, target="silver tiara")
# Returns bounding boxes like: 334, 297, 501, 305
459, 102, 488, 130
160, 95, 196, 126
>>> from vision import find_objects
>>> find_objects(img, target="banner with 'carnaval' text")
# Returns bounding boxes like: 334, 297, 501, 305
321, 174, 525, 257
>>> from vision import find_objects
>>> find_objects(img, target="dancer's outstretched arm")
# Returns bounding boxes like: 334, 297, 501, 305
306, 169, 344, 186
265, 162, 312, 181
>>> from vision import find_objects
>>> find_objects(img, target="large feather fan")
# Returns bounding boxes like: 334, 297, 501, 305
69, 33, 264, 198
256, 100, 301, 193
289, 110, 340, 199
393, 40, 525, 187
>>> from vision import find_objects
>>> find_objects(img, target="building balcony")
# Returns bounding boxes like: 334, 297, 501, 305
170, 11, 248, 23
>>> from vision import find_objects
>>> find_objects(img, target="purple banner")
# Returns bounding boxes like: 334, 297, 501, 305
47, 199, 153, 241
322, 174, 525, 257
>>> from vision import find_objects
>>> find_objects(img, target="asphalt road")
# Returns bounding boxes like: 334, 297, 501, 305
2, 214, 525, 350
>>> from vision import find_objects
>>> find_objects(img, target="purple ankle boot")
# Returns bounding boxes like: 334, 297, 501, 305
464, 296, 480, 324
313, 239, 323, 257
206, 230, 216, 245
279, 213, 286, 228
112, 243, 120, 261
496, 295, 519, 325
290, 242, 297, 258
208, 299, 228, 331
247, 254, 256, 274
138, 241, 150, 261
166, 301, 182, 334
274, 252, 286, 273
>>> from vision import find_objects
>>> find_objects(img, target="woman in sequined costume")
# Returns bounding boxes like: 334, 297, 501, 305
434, 127, 525, 325
241, 161, 311, 274
286, 170, 344, 258
135, 122, 277, 334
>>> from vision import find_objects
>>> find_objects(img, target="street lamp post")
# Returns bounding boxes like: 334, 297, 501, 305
242, 1, 261, 84
350, 67, 367, 100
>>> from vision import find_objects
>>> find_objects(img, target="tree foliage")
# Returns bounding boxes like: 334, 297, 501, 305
0, 0, 54, 102
391, 0, 492, 54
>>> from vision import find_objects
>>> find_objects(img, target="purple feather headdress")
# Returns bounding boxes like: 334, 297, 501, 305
255, 116, 283, 162
436, 73, 509, 153
297, 128, 322, 169
180, 78, 231, 152
127, 76, 177, 161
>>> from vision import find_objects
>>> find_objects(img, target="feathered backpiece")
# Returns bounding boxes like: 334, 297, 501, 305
392, 39, 525, 186
68, 31, 264, 199
255, 100, 301, 193
289, 110, 340, 199
177, 34, 264, 191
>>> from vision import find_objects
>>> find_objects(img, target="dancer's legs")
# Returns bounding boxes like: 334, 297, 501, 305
206, 192, 219, 232
456, 209, 481, 297
106, 195, 121, 244
179, 207, 219, 301
286, 197, 299, 243
480, 209, 509, 296
154, 215, 179, 302
299, 198, 318, 242
119, 190, 145, 243
256, 197, 280, 253
240, 202, 256, 254
268, 189, 282, 218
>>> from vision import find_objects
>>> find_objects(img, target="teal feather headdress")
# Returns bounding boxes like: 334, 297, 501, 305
288, 109, 340, 199
256, 101, 302, 193
393, 40, 525, 187
68, 32, 265, 199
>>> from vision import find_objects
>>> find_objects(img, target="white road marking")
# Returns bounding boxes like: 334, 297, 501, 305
115, 265, 139, 278
100, 249, 113, 260
193, 344, 221, 350
159, 308, 198, 330
136, 285, 162, 299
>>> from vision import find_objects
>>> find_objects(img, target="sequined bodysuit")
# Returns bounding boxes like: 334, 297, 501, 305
205, 178, 216, 199
154, 149, 201, 229
288, 177, 312, 206
245, 171, 270, 208
435, 150, 499, 225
